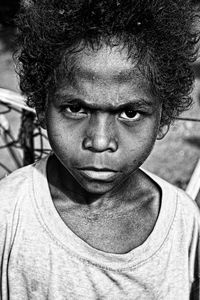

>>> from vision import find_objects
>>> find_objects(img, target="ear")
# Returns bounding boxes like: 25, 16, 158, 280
36, 110, 47, 129
157, 124, 169, 140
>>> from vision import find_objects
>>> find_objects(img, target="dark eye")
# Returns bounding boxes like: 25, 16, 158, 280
66, 104, 85, 113
63, 104, 88, 117
119, 109, 141, 121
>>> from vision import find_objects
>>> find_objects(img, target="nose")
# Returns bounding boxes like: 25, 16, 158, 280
82, 112, 118, 153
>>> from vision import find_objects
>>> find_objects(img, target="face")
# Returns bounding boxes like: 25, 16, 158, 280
44, 45, 163, 195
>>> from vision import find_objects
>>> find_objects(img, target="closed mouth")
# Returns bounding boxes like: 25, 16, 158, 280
77, 167, 117, 181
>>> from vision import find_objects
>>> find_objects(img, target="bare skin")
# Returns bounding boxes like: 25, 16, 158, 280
39, 45, 166, 254
48, 156, 161, 253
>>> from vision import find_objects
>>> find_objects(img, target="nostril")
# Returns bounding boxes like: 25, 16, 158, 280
82, 136, 93, 150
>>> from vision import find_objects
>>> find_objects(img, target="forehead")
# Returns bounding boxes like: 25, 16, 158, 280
69, 45, 146, 84
56, 45, 153, 107
76, 46, 136, 79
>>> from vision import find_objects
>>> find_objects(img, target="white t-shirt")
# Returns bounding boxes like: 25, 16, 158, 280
0, 156, 200, 299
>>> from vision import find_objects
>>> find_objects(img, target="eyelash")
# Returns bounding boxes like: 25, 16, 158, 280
61, 104, 144, 122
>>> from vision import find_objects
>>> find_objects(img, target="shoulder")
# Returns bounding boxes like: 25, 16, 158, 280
0, 158, 48, 247
0, 164, 35, 248
0, 156, 48, 217
0, 164, 34, 213
143, 168, 200, 228
175, 187, 200, 232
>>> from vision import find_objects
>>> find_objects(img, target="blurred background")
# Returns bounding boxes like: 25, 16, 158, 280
0, 0, 19, 27
1, 0, 200, 203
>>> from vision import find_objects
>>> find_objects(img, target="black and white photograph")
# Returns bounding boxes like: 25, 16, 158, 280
1, 1, 200, 299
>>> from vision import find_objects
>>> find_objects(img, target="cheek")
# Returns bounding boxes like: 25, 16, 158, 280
46, 116, 85, 166
47, 109, 77, 141
122, 119, 159, 147
120, 122, 158, 165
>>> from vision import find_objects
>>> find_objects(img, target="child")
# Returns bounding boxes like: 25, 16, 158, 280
0, 0, 200, 299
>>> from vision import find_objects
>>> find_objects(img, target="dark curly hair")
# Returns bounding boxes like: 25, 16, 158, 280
15, 0, 199, 126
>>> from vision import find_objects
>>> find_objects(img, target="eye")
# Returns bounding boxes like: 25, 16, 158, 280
62, 104, 88, 118
119, 108, 141, 121
66, 104, 86, 114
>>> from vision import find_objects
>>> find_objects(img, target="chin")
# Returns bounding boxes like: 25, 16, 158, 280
80, 181, 115, 195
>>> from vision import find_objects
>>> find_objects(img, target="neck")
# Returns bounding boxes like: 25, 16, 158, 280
47, 154, 147, 213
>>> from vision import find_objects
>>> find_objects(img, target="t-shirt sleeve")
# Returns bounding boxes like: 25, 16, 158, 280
0, 188, 12, 297
176, 188, 200, 299
0, 173, 24, 295
0, 165, 34, 298
190, 237, 200, 300
0, 185, 11, 253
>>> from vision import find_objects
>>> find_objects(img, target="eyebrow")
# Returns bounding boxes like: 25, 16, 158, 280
56, 95, 154, 112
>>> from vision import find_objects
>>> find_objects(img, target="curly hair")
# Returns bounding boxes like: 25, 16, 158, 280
15, 0, 199, 126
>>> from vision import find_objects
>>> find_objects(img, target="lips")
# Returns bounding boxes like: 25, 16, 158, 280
77, 167, 117, 181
